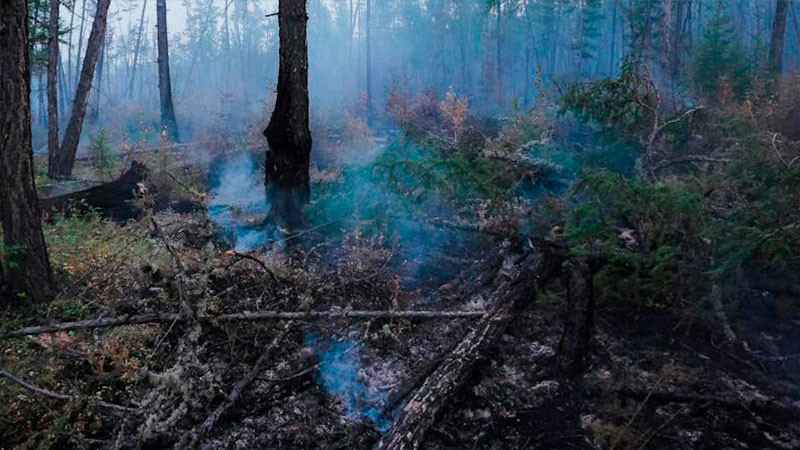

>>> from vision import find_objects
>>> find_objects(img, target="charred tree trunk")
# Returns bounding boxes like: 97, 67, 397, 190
264, 0, 312, 231
0, 0, 55, 300
769, 0, 790, 76
40, 161, 150, 222
558, 259, 594, 373
157, 0, 179, 142
51, 0, 111, 179
47, 0, 60, 170
377, 247, 563, 450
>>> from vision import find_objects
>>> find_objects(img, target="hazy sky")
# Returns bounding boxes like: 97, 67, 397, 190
72, 0, 280, 36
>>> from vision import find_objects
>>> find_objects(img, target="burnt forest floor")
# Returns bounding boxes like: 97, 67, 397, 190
2, 141, 800, 450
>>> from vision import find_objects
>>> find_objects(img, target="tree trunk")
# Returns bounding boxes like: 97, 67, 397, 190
0, 0, 55, 301
47, 0, 60, 170
128, 0, 148, 100
376, 247, 563, 450
264, 0, 312, 231
90, 32, 106, 127
157, 0, 180, 142
769, 0, 790, 76
365, 0, 373, 125
495, 0, 503, 104
51, 0, 111, 179
74, 0, 88, 88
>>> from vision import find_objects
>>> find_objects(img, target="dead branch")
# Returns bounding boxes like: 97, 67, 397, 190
617, 387, 800, 417
0, 310, 488, 339
0, 367, 134, 413
653, 155, 732, 172
428, 217, 514, 238
376, 246, 563, 450
177, 319, 296, 449
224, 250, 279, 282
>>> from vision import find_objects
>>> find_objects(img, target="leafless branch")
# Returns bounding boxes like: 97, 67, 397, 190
0, 310, 488, 339
0, 367, 135, 413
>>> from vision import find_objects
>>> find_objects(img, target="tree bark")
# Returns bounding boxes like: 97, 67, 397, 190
264, 0, 312, 231
47, 0, 60, 170
50, 0, 112, 178
769, 0, 790, 76
0, 0, 55, 301
376, 247, 563, 450
157, 0, 180, 142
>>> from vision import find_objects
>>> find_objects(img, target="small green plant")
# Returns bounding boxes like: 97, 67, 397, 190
89, 128, 116, 181
567, 171, 708, 307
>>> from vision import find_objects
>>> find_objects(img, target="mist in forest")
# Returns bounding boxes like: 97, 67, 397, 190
29, 0, 800, 152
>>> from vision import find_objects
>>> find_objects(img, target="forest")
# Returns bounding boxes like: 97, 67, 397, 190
1, 0, 800, 448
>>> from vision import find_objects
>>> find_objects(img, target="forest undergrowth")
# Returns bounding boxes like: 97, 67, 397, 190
3, 60, 800, 450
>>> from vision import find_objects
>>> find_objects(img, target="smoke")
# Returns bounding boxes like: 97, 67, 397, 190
206, 152, 278, 252
305, 333, 393, 432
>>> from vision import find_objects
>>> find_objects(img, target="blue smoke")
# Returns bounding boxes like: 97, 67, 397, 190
305, 333, 393, 432
207, 153, 277, 252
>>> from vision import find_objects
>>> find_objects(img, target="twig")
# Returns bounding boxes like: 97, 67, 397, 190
0, 367, 134, 413
653, 155, 732, 172
0, 310, 488, 339
177, 319, 296, 449
771, 133, 790, 168
224, 251, 278, 283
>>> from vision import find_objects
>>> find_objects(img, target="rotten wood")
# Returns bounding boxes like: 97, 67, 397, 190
0, 310, 488, 340
376, 245, 563, 450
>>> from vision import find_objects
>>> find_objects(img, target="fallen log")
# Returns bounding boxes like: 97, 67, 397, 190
0, 310, 488, 339
39, 161, 202, 221
376, 245, 563, 450
40, 161, 150, 221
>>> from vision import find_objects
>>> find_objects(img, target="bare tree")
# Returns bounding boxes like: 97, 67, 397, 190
157, 0, 180, 141
264, 0, 312, 231
50, 0, 112, 178
0, 0, 55, 300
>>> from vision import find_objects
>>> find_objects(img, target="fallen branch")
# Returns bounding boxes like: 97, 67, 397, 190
653, 155, 732, 172
618, 388, 800, 417
0, 310, 488, 339
177, 319, 296, 449
428, 217, 514, 238
0, 367, 134, 413
376, 246, 563, 450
